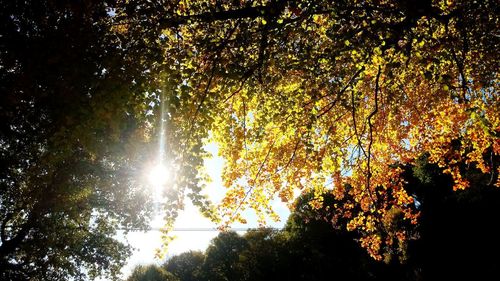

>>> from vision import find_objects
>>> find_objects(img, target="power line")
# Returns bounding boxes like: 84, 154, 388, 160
122, 227, 284, 232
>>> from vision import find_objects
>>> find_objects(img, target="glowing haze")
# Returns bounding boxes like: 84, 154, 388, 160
121, 143, 290, 278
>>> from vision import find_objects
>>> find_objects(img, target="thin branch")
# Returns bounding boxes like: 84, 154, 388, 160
228, 138, 277, 223
160, 1, 288, 28
316, 67, 365, 118
189, 22, 239, 130
351, 89, 368, 159
488, 150, 496, 186
222, 68, 254, 103
189, 63, 216, 130
0, 212, 13, 243
366, 65, 382, 191
242, 95, 249, 159
274, 136, 302, 174
446, 20, 469, 102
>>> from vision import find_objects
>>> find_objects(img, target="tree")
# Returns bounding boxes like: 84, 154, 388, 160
164, 251, 205, 281
283, 192, 401, 281
118, 0, 499, 258
201, 231, 249, 281
403, 155, 500, 280
238, 228, 284, 281
127, 265, 179, 281
277, 160, 500, 280
0, 1, 163, 279
2, 0, 498, 273
132, 158, 500, 281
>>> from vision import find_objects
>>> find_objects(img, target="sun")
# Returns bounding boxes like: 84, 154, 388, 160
148, 163, 169, 188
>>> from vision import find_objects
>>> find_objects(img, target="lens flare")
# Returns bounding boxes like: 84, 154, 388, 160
148, 163, 169, 187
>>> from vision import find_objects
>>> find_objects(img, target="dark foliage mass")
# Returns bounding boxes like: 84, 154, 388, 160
405, 156, 500, 280
0, 1, 159, 279
130, 159, 500, 281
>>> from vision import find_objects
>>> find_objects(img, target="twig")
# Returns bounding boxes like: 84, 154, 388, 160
228, 138, 276, 222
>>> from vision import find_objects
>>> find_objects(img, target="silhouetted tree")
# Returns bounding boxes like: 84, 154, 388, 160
164, 251, 205, 281
283, 192, 395, 281
127, 265, 179, 281
128, 155, 499, 281
201, 231, 249, 281
404, 154, 500, 280
238, 228, 284, 281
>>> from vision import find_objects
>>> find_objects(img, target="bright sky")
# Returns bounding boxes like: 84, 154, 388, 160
119, 143, 291, 279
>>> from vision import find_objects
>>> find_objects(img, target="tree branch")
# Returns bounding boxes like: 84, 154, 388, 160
228, 138, 277, 223
317, 67, 365, 118
366, 65, 382, 191
0, 212, 14, 243
160, 1, 288, 28
351, 90, 368, 159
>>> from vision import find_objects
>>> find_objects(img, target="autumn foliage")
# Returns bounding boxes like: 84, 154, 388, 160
1, 1, 498, 274
135, 0, 500, 260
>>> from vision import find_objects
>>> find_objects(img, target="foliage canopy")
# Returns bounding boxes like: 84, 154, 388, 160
1, 0, 498, 273
122, 0, 499, 258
